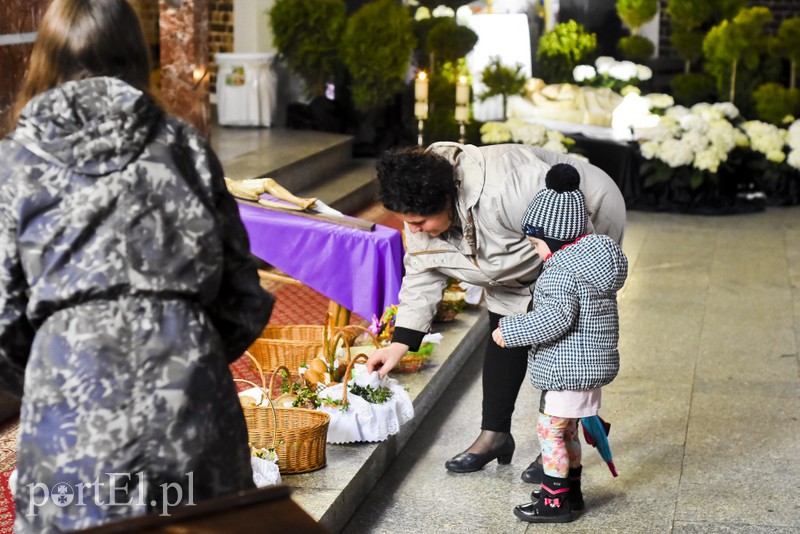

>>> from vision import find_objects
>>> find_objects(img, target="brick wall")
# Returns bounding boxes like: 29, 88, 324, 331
209, 0, 235, 93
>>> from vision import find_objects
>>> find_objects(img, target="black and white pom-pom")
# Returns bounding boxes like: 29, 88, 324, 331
545, 163, 580, 193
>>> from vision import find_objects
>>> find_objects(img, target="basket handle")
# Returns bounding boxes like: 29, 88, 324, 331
241, 350, 267, 390
268, 365, 293, 399
339, 353, 370, 405
232, 377, 277, 451
334, 324, 382, 349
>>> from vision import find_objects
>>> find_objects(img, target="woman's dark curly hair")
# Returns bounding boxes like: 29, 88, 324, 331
376, 146, 457, 215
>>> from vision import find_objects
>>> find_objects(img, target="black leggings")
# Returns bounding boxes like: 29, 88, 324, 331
481, 311, 530, 433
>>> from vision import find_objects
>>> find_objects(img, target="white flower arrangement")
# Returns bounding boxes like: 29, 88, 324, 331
637, 102, 742, 173
572, 57, 652, 91
740, 120, 788, 163
638, 101, 800, 207
644, 93, 674, 111
480, 118, 573, 154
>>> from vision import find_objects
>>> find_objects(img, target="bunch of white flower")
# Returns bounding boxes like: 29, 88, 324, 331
644, 93, 674, 111
480, 121, 512, 144
638, 102, 742, 173
787, 120, 800, 170
575, 56, 652, 87
415, 4, 455, 20
740, 121, 788, 163
431, 5, 455, 17
480, 119, 572, 153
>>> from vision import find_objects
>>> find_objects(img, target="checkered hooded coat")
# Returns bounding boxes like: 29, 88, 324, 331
499, 234, 627, 391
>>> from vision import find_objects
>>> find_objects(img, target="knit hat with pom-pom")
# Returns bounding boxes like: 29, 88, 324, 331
521, 163, 587, 253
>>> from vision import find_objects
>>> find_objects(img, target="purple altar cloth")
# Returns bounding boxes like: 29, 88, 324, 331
238, 203, 404, 321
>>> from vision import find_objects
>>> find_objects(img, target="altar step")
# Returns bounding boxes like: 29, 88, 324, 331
211, 126, 378, 215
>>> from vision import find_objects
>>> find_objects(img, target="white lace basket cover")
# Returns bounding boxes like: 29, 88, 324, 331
317, 365, 414, 444
251, 456, 281, 488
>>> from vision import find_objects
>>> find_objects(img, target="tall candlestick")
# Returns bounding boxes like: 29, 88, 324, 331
455, 75, 470, 123
415, 71, 429, 120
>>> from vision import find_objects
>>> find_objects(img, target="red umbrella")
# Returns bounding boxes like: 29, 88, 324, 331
581, 415, 618, 477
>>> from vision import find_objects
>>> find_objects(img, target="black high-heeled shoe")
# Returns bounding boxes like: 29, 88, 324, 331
444, 434, 515, 473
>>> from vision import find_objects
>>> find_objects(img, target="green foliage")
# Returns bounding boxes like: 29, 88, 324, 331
774, 18, 800, 64
340, 0, 416, 111
479, 57, 527, 101
269, 0, 346, 97
665, 0, 713, 30
426, 18, 478, 65
773, 17, 800, 89
732, 6, 773, 65
703, 7, 772, 102
412, 17, 440, 72
670, 72, 717, 105
537, 20, 597, 84
479, 57, 527, 120
618, 35, 655, 62
753, 83, 800, 125
616, 0, 658, 33
671, 29, 705, 68
712, 0, 747, 21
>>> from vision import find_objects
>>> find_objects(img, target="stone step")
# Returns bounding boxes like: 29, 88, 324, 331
212, 126, 354, 196
287, 308, 488, 533
297, 158, 378, 215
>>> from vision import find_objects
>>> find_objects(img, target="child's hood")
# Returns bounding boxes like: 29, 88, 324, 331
547, 234, 628, 293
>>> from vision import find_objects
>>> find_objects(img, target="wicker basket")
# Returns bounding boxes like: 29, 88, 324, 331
394, 343, 434, 373
395, 353, 427, 373
235, 354, 329, 474
247, 325, 325, 374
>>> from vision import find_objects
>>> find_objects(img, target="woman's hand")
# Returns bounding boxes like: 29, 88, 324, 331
366, 343, 409, 378
492, 327, 505, 347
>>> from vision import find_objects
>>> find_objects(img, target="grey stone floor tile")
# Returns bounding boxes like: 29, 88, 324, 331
343, 207, 800, 532
601, 385, 692, 446
675, 478, 800, 527
673, 522, 800, 533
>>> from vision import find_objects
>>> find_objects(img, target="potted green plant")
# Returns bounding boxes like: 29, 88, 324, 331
269, 0, 346, 98
479, 57, 528, 121
616, 0, 658, 62
772, 17, 800, 89
537, 20, 597, 84
340, 0, 416, 112
703, 6, 772, 104
426, 18, 478, 73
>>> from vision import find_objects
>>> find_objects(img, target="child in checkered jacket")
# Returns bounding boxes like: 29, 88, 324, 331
491, 163, 628, 524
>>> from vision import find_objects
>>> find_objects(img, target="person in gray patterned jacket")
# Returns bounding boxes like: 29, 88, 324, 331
0, 0, 273, 531
492, 163, 628, 524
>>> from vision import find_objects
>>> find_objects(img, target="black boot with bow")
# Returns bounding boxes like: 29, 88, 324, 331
513, 474, 573, 523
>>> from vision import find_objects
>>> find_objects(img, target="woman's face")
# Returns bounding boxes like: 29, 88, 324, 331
394, 209, 453, 237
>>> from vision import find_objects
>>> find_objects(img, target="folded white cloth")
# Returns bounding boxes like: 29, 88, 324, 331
318, 374, 414, 444
251, 456, 281, 487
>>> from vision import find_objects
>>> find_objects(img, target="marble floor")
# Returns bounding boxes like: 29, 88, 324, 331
343, 207, 800, 534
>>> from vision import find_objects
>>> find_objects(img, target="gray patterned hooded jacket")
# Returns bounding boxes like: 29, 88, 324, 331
499, 234, 627, 391
0, 77, 272, 531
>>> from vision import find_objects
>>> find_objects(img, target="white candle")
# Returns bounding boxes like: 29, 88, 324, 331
455, 76, 470, 105
415, 71, 429, 119
455, 75, 470, 122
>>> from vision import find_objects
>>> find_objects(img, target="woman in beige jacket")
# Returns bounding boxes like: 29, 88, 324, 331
366, 142, 625, 476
